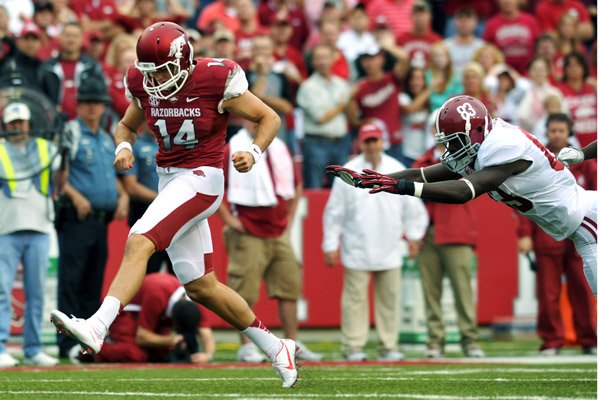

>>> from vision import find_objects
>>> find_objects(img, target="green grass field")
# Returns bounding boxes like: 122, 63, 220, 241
1, 338, 596, 399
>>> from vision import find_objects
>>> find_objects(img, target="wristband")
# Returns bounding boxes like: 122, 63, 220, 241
248, 143, 262, 163
460, 178, 476, 200
420, 167, 428, 183
114, 141, 132, 156
413, 182, 424, 197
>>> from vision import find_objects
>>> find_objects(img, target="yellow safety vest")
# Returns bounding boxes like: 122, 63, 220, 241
0, 138, 51, 197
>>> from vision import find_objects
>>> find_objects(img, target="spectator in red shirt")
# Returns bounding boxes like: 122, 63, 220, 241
535, 34, 564, 85
86, 273, 216, 364
70, 0, 123, 41
482, 0, 541, 74
396, 0, 442, 69
235, 0, 269, 63
31, 1, 60, 60
349, 44, 411, 165
104, 33, 138, 117
535, 0, 593, 41
117, 0, 187, 37
556, 13, 587, 61
556, 52, 597, 147
305, 19, 350, 81
366, 0, 415, 39
270, 13, 307, 84
38, 21, 106, 120
258, 0, 310, 51
218, 120, 323, 363
518, 113, 596, 356
196, 0, 241, 33
413, 142, 484, 359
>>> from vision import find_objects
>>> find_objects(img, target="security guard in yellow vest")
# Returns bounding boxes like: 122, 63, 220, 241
0, 102, 59, 367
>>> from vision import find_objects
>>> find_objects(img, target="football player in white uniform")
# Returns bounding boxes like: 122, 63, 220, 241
327, 95, 597, 296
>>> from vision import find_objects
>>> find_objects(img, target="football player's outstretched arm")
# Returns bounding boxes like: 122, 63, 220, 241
369, 160, 530, 204
387, 163, 462, 183
114, 101, 146, 172
223, 91, 280, 173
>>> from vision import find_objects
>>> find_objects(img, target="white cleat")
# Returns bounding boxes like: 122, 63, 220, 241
271, 339, 298, 388
50, 310, 104, 355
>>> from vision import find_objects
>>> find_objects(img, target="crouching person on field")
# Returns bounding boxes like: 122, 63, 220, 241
72, 273, 215, 364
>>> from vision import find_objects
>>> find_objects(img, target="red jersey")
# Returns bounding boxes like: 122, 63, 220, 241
70, 0, 117, 21
105, 65, 129, 117
354, 72, 403, 145
125, 58, 248, 169
535, 0, 590, 33
482, 12, 541, 74
129, 273, 210, 333
556, 82, 597, 147
396, 31, 442, 69
235, 26, 269, 61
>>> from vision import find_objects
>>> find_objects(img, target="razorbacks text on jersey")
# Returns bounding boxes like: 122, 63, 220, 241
125, 58, 248, 169
473, 118, 594, 241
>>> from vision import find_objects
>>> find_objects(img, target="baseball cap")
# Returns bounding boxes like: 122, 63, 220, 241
358, 123, 383, 142
213, 29, 234, 42
3, 102, 31, 123
412, 0, 431, 13
19, 22, 42, 39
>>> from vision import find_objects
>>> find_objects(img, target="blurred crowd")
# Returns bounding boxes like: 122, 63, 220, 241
0, 0, 597, 366
0, 0, 595, 187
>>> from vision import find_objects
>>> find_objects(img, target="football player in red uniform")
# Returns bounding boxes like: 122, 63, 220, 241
51, 22, 298, 388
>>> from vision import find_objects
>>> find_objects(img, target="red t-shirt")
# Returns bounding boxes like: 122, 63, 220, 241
60, 59, 78, 120
105, 65, 129, 117
70, 0, 118, 21
196, 0, 241, 32
535, 0, 590, 33
235, 25, 269, 61
396, 31, 442, 69
126, 58, 244, 169
223, 143, 300, 238
130, 273, 210, 334
556, 82, 597, 147
482, 12, 541, 74
354, 72, 403, 145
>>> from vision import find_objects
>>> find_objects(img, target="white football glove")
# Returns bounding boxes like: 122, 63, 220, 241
557, 147, 584, 167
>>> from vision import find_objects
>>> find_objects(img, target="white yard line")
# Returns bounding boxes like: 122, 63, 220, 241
0, 391, 595, 400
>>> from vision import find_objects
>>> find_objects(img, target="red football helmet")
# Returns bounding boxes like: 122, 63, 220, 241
434, 95, 492, 174
135, 22, 194, 99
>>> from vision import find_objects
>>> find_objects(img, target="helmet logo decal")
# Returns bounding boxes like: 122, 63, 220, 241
457, 102, 476, 121
168, 35, 186, 58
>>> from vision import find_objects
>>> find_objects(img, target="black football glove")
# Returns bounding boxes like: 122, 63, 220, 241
360, 169, 415, 195
325, 165, 377, 188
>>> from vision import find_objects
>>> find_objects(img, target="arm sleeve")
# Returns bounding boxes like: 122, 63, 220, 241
218, 63, 249, 114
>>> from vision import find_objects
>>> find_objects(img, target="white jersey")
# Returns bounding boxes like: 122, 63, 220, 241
472, 118, 593, 241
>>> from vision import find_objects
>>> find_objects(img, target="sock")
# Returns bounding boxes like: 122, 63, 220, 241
241, 318, 283, 359
90, 296, 121, 336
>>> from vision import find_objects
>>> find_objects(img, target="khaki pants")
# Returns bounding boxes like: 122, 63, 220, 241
224, 227, 300, 305
341, 267, 400, 354
417, 228, 478, 348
